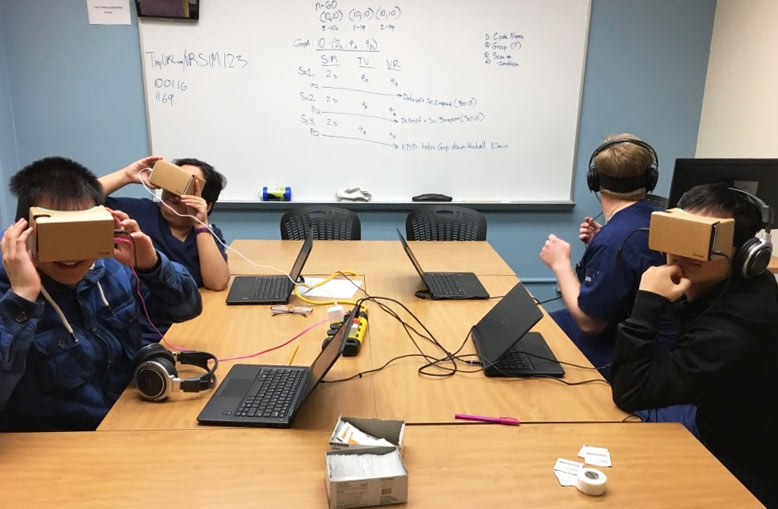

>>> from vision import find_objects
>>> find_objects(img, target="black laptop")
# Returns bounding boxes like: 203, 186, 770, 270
471, 283, 565, 377
226, 232, 313, 305
198, 306, 357, 427
396, 229, 488, 300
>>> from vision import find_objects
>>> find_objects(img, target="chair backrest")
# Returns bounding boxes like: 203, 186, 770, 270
406, 205, 487, 241
280, 205, 361, 240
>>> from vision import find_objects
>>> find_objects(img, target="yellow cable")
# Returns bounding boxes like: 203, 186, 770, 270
292, 271, 364, 308
297, 270, 358, 291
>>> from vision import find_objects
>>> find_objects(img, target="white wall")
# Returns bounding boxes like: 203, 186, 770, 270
696, 0, 778, 267
696, 0, 778, 157
0, 0, 718, 299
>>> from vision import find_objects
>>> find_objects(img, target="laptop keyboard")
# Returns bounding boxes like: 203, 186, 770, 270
426, 273, 466, 296
252, 277, 292, 300
493, 347, 534, 372
235, 368, 305, 418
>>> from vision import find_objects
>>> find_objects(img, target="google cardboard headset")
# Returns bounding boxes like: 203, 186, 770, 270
134, 343, 218, 401
587, 138, 659, 194
730, 188, 774, 279
650, 188, 773, 280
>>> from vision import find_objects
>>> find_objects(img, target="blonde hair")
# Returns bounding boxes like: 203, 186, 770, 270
593, 133, 654, 200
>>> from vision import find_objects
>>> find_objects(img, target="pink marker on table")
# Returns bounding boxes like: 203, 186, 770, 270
455, 413, 520, 425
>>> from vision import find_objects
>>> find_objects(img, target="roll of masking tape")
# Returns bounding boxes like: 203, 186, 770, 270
576, 467, 607, 496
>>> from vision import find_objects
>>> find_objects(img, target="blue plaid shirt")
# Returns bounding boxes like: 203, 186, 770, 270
0, 252, 202, 431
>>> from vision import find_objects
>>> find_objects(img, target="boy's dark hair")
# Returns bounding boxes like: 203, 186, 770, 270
678, 182, 762, 248
172, 158, 226, 208
11, 157, 105, 221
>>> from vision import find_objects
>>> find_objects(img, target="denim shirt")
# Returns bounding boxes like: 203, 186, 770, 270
0, 252, 202, 431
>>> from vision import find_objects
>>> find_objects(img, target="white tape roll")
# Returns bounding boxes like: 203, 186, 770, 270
576, 467, 607, 496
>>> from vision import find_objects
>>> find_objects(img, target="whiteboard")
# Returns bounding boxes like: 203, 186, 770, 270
138, 0, 590, 203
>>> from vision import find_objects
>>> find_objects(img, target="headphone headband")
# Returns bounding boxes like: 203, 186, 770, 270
595, 173, 653, 194
175, 350, 219, 392
728, 187, 774, 233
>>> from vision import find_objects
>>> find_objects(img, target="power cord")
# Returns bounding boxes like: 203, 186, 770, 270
323, 275, 613, 385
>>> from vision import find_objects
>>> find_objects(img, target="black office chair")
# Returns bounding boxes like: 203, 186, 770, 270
406, 205, 487, 241
280, 205, 361, 240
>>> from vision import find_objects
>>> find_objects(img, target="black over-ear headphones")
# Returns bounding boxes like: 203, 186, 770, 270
587, 138, 659, 193
729, 188, 774, 279
133, 343, 218, 401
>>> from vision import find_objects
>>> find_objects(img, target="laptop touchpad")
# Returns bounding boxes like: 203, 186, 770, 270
221, 378, 251, 397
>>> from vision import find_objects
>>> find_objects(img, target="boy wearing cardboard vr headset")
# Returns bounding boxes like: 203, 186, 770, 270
99, 156, 230, 291
0, 157, 202, 431
612, 183, 777, 506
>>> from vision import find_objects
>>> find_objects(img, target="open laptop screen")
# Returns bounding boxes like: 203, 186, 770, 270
300, 306, 357, 399
396, 228, 427, 278
288, 232, 314, 281
472, 283, 543, 363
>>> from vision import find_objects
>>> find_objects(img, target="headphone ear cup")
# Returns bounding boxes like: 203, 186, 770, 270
587, 164, 599, 192
645, 166, 659, 193
733, 238, 772, 279
134, 344, 177, 401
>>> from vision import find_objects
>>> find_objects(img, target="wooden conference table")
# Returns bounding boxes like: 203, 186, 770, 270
13, 241, 760, 506
1, 423, 760, 507
100, 240, 627, 430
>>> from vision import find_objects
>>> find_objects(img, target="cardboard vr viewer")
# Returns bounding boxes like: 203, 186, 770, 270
649, 208, 734, 261
149, 160, 205, 197
28, 206, 115, 262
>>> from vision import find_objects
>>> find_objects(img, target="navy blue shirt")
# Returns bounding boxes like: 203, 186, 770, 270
106, 197, 227, 288
577, 200, 665, 325
555, 200, 670, 378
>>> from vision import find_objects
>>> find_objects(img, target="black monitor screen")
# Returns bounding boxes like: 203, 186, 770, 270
136, 0, 199, 20
668, 159, 778, 211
